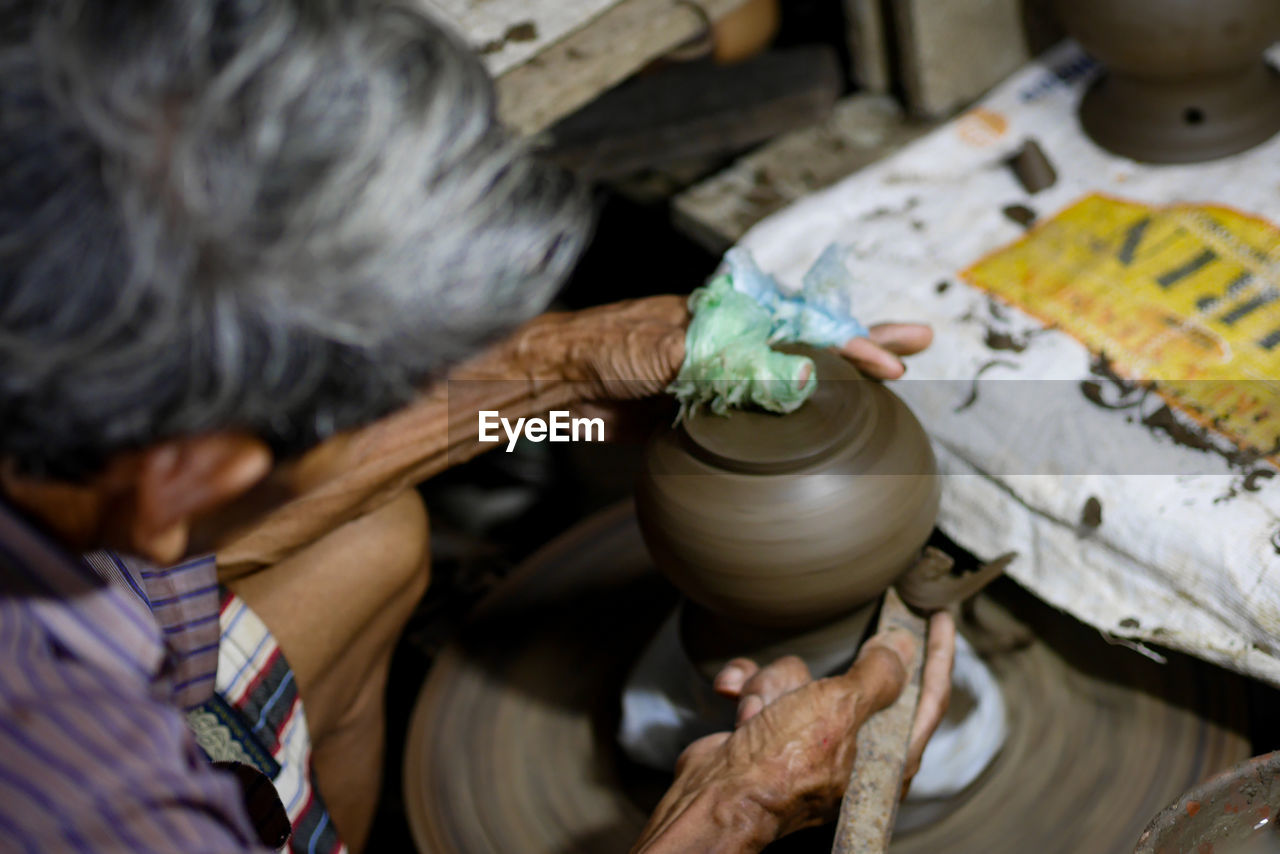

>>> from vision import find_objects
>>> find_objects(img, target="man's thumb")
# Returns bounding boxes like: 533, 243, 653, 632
840, 628, 916, 724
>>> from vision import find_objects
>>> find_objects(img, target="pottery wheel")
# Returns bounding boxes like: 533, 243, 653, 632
403, 503, 1252, 854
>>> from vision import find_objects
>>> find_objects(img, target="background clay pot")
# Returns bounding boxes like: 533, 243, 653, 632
1133, 750, 1280, 852
1054, 0, 1280, 162
635, 347, 940, 634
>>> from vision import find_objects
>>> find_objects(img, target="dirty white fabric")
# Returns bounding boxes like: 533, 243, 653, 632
736, 41, 1280, 686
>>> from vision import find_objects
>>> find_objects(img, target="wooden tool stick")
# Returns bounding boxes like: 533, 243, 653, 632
831, 586, 928, 854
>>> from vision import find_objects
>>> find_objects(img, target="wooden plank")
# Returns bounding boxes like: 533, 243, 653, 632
844, 0, 891, 93
422, 0, 753, 135
495, 0, 752, 135
673, 94, 937, 253
421, 0, 622, 78
891, 0, 1028, 118
547, 47, 841, 180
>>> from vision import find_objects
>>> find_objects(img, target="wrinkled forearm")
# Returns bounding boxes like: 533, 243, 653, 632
632, 780, 779, 854
213, 296, 687, 577
214, 313, 580, 577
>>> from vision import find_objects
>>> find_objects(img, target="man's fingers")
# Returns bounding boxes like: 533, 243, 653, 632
738, 694, 765, 724
857, 624, 916, 669
736, 655, 810, 724
838, 323, 933, 380
839, 337, 905, 380
903, 612, 957, 791
866, 323, 933, 356
841, 628, 915, 722
674, 731, 729, 775
713, 658, 760, 698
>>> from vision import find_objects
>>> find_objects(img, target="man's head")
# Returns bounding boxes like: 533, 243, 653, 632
0, 0, 590, 560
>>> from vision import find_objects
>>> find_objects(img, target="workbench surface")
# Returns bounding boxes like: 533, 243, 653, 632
421, 0, 750, 133
734, 41, 1280, 687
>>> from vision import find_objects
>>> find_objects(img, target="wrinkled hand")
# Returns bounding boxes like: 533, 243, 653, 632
631, 612, 956, 853
511, 295, 933, 403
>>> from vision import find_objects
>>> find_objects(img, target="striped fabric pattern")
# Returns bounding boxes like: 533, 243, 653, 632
0, 501, 269, 852
87, 550, 346, 852
210, 592, 346, 854
82, 551, 222, 710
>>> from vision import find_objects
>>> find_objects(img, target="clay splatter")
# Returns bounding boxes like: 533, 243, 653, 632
857, 196, 921, 223
1007, 138, 1057, 194
1002, 204, 1038, 228
1144, 405, 1219, 455
1243, 469, 1276, 491
960, 294, 1049, 354
1080, 354, 1280, 501
1080, 355, 1144, 410
985, 328, 1033, 352
479, 21, 540, 54
507, 22, 538, 41
1079, 496, 1103, 532
955, 359, 1018, 413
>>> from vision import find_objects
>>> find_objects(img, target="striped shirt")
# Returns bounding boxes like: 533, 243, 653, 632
80, 550, 223, 711
0, 499, 270, 852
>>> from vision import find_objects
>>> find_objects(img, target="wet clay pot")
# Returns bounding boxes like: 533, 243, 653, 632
1054, 0, 1280, 163
1133, 750, 1280, 853
635, 346, 940, 673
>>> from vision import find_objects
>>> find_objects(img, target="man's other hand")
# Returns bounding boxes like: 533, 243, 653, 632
631, 611, 956, 853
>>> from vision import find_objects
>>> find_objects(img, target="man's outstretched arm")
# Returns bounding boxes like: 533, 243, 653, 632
214, 297, 929, 577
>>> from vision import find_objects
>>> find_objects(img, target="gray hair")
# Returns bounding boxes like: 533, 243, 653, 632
0, 0, 591, 479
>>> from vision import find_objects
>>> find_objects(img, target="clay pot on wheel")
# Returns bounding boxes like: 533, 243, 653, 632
635, 346, 940, 676
1054, 0, 1280, 163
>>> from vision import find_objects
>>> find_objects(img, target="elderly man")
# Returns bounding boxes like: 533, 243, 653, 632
0, 1, 953, 851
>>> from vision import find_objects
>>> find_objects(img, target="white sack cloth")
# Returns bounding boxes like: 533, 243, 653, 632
736, 42, 1280, 685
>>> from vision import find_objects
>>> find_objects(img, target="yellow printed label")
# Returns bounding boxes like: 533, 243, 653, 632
961, 194, 1280, 454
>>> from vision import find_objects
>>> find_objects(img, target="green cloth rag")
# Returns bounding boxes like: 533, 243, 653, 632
667, 247, 867, 419
667, 275, 815, 417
